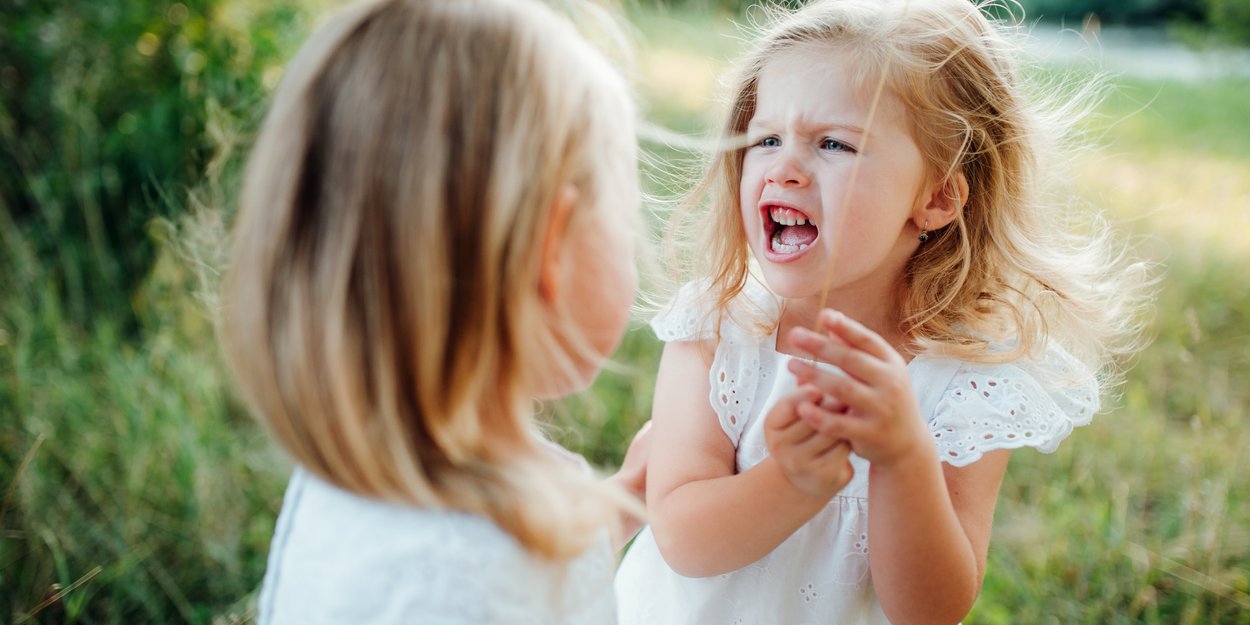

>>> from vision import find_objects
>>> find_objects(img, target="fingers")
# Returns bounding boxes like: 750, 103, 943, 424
791, 414, 841, 456
815, 438, 853, 466
796, 400, 872, 441
817, 393, 846, 414
616, 420, 651, 495
631, 419, 653, 443
787, 358, 874, 408
788, 327, 892, 387
622, 420, 652, 460
771, 393, 843, 455
765, 385, 821, 432
818, 309, 901, 365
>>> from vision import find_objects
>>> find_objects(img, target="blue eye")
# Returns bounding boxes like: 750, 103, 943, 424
759, 136, 781, 148
821, 138, 854, 153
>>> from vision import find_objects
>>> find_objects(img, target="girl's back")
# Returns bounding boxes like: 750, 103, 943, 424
218, 0, 643, 623
261, 469, 614, 624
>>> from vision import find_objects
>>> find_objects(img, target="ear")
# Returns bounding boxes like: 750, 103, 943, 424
914, 170, 969, 231
538, 184, 579, 304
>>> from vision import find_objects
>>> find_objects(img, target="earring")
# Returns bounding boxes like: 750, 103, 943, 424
918, 220, 930, 243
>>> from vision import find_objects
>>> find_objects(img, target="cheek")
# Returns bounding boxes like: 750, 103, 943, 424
739, 158, 766, 229
739, 156, 765, 198
573, 223, 636, 355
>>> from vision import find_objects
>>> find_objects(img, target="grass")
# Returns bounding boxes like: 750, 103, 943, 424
2, 4, 1249, 624
966, 74, 1250, 624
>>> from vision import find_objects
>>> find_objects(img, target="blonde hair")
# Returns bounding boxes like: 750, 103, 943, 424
676, 0, 1150, 383
221, 0, 638, 560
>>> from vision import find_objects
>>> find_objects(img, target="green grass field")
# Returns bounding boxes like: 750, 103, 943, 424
2, 4, 1249, 624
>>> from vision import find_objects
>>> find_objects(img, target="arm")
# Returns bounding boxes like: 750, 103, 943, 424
647, 339, 852, 577
867, 447, 1008, 625
538, 425, 651, 552
606, 420, 651, 551
787, 310, 1008, 625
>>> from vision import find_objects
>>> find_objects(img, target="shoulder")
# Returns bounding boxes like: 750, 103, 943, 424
913, 339, 1099, 468
649, 277, 779, 344
651, 278, 778, 447
260, 471, 616, 625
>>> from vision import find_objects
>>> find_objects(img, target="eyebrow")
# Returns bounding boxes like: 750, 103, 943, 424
746, 118, 871, 139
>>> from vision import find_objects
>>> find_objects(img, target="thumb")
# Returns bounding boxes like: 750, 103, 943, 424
765, 386, 821, 430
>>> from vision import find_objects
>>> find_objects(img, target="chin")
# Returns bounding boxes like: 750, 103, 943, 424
531, 352, 609, 400
532, 371, 592, 400
757, 267, 823, 301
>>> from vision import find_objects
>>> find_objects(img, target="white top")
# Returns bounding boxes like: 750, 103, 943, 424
259, 468, 617, 625
615, 280, 1098, 625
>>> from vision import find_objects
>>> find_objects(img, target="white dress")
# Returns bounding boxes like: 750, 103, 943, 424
615, 281, 1098, 625
259, 468, 617, 625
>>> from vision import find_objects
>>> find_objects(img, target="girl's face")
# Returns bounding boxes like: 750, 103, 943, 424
544, 146, 639, 396
739, 45, 929, 303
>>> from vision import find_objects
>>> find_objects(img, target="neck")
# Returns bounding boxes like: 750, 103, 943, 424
776, 280, 910, 358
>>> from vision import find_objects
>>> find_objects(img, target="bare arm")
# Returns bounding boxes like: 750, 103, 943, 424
646, 339, 851, 577
867, 447, 1008, 625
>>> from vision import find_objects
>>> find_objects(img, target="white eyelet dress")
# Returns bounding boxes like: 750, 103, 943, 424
615, 280, 1099, 625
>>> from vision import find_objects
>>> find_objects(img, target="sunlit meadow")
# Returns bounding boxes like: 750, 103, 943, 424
2, 3, 1247, 624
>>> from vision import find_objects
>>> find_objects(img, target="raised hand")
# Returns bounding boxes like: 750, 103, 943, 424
763, 386, 855, 499
785, 309, 929, 468
613, 419, 651, 502
609, 420, 651, 548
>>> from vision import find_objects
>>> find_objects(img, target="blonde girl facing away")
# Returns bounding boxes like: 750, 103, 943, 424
616, 1, 1150, 624
220, 0, 648, 623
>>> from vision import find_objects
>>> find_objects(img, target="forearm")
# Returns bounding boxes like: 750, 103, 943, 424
868, 448, 980, 625
650, 457, 827, 577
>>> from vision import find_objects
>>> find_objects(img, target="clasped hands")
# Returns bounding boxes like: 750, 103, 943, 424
764, 309, 928, 500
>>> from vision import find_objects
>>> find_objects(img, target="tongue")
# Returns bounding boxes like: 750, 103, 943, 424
776, 224, 818, 246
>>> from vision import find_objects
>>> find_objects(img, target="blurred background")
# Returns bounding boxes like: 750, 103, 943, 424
1, 0, 1247, 623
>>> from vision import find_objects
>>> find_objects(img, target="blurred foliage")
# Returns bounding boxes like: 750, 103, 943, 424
0, 0, 306, 622
0, 0, 306, 330
994, 0, 1205, 24
633, 0, 802, 15
1202, 0, 1250, 44
639, 0, 1250, 44
638, 0, 1206, 21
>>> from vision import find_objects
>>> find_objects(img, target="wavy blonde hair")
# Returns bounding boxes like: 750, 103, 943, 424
675, 0, 1150, 382
220, 0, 638, 560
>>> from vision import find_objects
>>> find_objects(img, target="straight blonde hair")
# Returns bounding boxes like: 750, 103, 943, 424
672, 0, 1150, 383
221, 0, 638, 560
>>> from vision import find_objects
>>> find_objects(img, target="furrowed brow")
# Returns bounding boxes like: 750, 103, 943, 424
747, 117, 870, 139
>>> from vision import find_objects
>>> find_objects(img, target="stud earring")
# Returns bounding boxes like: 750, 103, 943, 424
918, 220, 930, 244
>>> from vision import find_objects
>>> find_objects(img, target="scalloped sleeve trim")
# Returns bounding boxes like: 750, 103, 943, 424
928, 343, 1099, 468
649, 280, 779, 447
649, 281, 719, 343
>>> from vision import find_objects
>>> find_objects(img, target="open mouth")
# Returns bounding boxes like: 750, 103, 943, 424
763, 205, 819, 256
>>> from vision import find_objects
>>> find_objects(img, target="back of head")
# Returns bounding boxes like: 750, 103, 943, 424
221, 0, 637, 559
693, 0, 1148, 378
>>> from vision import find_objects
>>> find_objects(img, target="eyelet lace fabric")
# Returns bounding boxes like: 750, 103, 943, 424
620, 282, 1099, 625
930, 342, 1099, 467
651, 280, 780, 447
259, 469, 616, 625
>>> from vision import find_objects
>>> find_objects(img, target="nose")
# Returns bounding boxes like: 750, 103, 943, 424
764, 145, 810, 188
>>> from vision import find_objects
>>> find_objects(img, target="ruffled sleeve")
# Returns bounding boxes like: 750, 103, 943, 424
649, 281, 720, 342
649, 280, 779, 447
927, 342, 1099, 468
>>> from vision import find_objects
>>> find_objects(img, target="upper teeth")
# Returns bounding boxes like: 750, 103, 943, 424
770, 207, 808, 226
